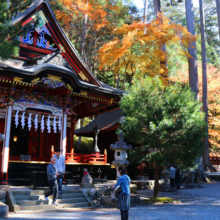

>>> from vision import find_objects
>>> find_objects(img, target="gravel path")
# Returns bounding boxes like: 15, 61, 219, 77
3, 182, 220, 220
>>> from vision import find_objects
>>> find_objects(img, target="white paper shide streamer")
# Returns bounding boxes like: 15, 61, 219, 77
41, 115, 45, 133
34, 114, 38, 131
21, 112, 25, 129
28, 113, 32, 131
47, 115, 51, 133
15, 111, 19, 128
53, 116, 57, 133
58, 116, 62, 132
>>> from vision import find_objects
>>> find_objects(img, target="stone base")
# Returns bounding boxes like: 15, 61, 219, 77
93, 179, 107, 184
185, 183, 202, 189
206, 172, 220, 181
0, 202, 8, 217
101, 196, 117, 207
146, 180, 164, 190
162, 185, 171, 192
80, 183, 94, 188
131, 180, 146, 190
101, 194, 140, 207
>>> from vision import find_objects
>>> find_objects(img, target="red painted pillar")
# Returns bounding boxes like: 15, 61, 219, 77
1, 106, 12, 184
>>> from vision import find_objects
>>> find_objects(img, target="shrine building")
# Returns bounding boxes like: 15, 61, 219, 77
0, 0, 123, 185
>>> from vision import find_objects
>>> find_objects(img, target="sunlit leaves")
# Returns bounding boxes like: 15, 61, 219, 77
99, 13, 196, 86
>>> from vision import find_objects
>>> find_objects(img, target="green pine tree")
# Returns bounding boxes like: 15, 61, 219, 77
0, 0, 32, 59
120, 76, 206, 197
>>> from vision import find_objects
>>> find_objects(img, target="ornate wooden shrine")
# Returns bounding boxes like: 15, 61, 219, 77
0, 0, 123, 184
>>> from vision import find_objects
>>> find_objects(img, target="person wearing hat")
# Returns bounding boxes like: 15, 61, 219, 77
53, 149, 65, 196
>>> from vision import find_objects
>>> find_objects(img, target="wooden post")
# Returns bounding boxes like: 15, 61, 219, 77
1, 106, 12, 183
51, 145, 54, 158
70, 119, 75, 154
39, 126, 44, 160
60, 114, 67, 156
104, 149, 107, 163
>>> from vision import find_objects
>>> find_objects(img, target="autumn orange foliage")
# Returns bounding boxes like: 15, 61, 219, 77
170, 64, 220, 157
99, 13, 196, 86
55, 0, 110, 31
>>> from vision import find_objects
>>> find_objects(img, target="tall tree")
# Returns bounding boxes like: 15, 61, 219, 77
185, 0, 199, 100
144, 0, 148, 23
199, 0, 216, 172
154, 0, 161, 16
216, 0, 220, 39
120, 76, 206, 198
153, 0, 169, 83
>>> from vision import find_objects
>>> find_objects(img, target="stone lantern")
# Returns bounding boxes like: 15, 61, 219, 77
110, 131, 132, 178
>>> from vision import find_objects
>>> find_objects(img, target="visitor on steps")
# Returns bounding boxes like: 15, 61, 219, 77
113, 166, 131, 220
53, 149, 65, 196
45, 157, 59, 205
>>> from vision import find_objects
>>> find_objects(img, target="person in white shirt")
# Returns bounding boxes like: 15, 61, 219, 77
170, 165, 176, 187
53, 149, 65, 196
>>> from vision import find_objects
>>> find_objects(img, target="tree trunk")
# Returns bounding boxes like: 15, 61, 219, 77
153, 166, 160, 198
154, 0, 161, 16
80, 1, 88, 59
216, 0, 220, 39
154, 0, 168, 81
185, 0, 199, 100
144, 0, 148, 23
199, 0, 217, 172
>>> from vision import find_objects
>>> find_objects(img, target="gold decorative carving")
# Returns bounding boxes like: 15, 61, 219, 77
80, 90, 88, 96
47, 74, 62, 81
59, 44, 66, 53
67, 84, 73, 91
14, 77, 23, 82
78, 71, 89, 82
31, 78, 40, 83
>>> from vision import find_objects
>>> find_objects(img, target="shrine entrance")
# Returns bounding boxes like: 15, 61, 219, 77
8, 103, 64, 163
10, 121, 30, 157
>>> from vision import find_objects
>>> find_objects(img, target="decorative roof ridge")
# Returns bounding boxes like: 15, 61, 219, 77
9, 0, 110, 89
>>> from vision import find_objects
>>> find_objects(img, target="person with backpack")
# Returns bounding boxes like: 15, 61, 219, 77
113, 166, 131, 220
44, 157, 59, 205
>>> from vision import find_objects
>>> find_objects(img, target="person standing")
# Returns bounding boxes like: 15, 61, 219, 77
175, 167, 182, 189
170, 165, 176, 187
45, 157, 59, 205
113, 166, 131, 220
53, 149, 65, 196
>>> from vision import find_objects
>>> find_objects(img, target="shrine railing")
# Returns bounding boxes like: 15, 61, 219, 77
51, 148, 107, 164
210, 156, 220, 165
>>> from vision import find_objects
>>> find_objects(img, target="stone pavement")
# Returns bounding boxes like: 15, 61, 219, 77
2, 182, 220, 220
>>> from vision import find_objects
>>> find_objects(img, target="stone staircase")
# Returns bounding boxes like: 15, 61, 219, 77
7, 189, 93, 212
